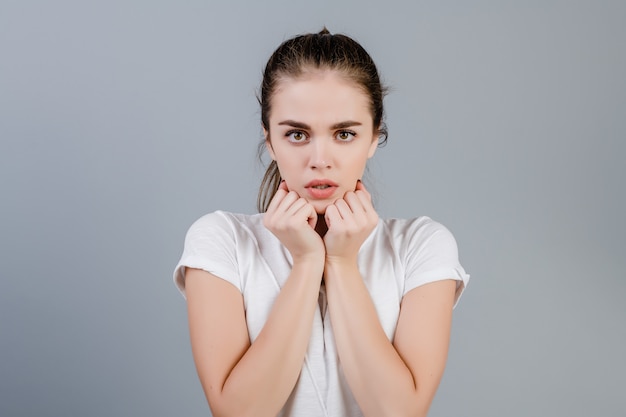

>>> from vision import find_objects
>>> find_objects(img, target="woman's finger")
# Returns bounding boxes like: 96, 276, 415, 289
324, 204, 339, 228
354, 181, 374, 211
333, 198, 352, 219
344, 191, 367, 214
265, 181, 288, 214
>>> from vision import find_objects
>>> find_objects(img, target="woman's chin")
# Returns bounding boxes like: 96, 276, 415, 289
312, 202, 330, 215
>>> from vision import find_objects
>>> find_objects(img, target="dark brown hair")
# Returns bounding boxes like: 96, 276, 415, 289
257, 28, 388, 212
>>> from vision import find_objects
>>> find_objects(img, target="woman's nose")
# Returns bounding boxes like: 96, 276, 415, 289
309, 139, 332, 169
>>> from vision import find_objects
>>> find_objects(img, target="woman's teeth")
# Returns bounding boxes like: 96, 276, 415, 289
313, 185, 330, 189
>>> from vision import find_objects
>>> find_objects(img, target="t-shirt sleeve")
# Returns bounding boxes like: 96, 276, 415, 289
173, 211, 241, 298
403, 218, 470, 307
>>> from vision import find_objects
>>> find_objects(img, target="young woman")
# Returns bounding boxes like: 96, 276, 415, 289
174, 29, 469, 417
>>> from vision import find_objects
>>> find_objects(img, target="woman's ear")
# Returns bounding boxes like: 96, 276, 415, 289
367, 132, 378, 158
264, 128, 276, 161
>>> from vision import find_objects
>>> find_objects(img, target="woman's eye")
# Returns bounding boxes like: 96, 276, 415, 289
336, 131, 356, 141
287, 131, 307, 143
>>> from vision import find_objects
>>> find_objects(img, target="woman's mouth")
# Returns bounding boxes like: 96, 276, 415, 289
305, 179, 338, 199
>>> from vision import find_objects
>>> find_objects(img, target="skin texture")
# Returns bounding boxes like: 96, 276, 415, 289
185, 69, 457, 417
264, 70, 379, 216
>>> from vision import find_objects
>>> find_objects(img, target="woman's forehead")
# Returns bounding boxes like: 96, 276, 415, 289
270, 72, 372, 125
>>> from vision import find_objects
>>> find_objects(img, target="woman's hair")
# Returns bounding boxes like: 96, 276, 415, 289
257, 28, 388, 212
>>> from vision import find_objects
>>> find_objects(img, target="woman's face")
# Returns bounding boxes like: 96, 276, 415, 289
265, 70, 378, 214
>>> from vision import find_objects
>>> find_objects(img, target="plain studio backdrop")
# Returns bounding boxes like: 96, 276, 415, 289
1, 1, 624, 416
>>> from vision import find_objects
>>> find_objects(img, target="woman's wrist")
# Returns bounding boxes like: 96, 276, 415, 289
292, 252, 326, 272
324, 256, 360, 281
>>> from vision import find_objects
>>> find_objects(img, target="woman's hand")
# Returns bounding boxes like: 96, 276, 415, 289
263, 181, 325, 263
323, 180, 379, 264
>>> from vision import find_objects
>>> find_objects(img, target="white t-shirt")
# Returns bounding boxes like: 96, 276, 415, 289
174, 210, 469, 417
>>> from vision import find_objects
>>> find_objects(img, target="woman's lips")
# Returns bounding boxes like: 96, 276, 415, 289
306, 185, 337, 199
305, 179, 338, 200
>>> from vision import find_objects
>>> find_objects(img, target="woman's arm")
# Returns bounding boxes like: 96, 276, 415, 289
324, 263, 456, 417
186, 182, 325, 417
186, 259, 323, 417
323, 182, 457, 416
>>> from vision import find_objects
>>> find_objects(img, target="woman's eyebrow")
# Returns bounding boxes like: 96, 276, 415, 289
331, 121, 362, 129
277, 120, 363, 129
278, 120, 310, 129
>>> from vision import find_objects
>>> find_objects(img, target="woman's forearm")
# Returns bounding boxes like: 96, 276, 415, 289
193, 260, 323, 417
324, 261, 428, 417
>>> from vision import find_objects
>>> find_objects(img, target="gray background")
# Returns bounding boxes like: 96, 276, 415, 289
1, 1, 624, 416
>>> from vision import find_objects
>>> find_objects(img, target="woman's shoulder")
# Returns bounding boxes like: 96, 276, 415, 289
180, 211, 268, 249
379, 216, 469, 305
381, 215, 452, 238
187, 210, 264, 234
378, 215, 460, 255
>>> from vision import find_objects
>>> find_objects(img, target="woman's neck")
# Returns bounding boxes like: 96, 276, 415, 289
315, 214, 328, 237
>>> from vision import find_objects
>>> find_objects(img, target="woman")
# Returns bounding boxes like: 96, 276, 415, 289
174, 28, 469, 417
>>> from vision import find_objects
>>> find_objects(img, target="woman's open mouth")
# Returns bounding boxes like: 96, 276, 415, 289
305, 179, 338, 199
